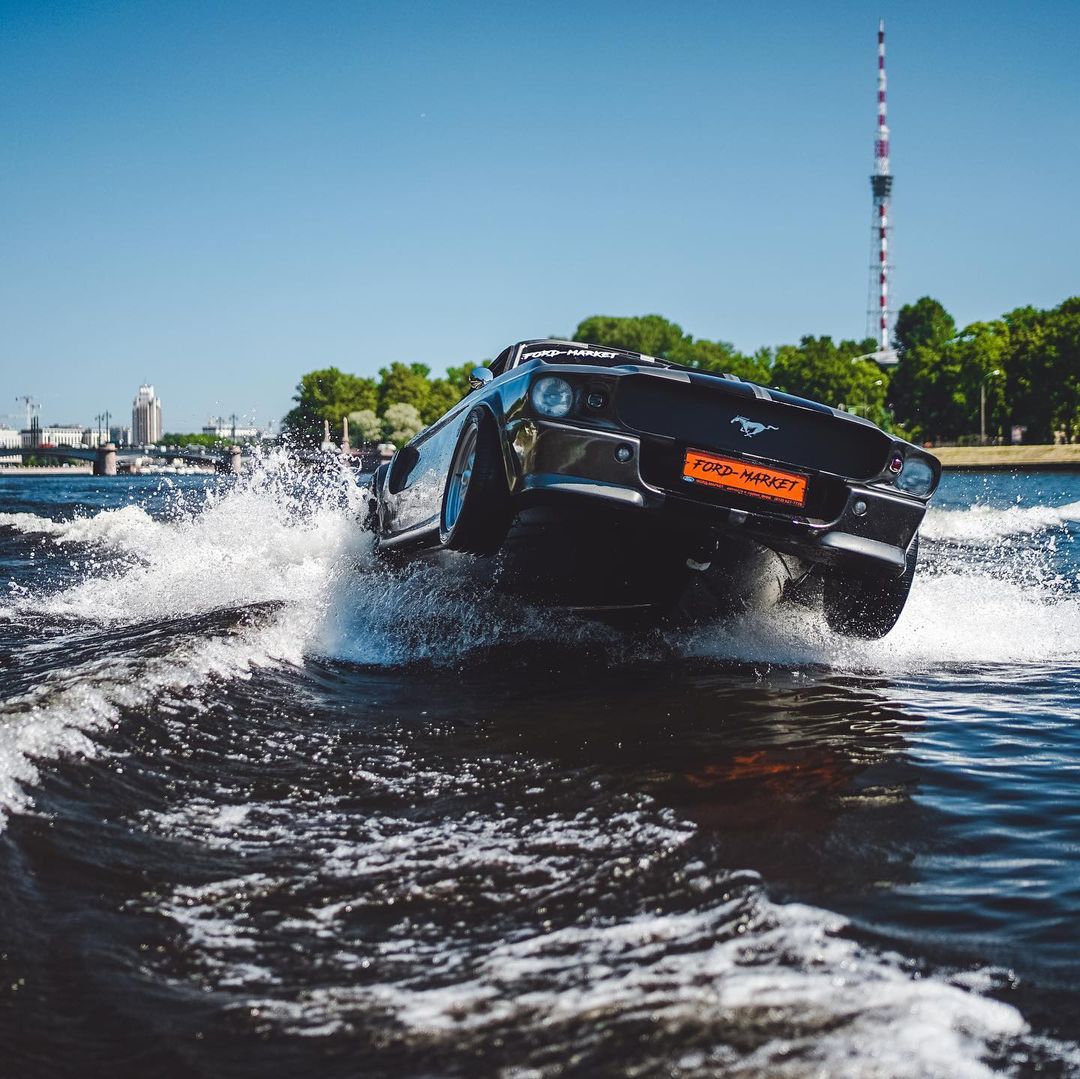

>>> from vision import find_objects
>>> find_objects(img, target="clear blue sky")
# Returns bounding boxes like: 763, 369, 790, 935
2, 0, 1077, 431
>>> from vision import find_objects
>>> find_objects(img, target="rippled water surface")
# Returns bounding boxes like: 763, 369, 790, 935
1, 462, 1079, 1077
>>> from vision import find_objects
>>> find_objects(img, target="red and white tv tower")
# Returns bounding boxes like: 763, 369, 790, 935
867, 18, 898, 364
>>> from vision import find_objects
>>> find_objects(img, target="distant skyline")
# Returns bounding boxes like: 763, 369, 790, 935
2, 0, 1078, 430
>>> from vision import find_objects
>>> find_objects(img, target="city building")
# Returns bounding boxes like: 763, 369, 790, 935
109, 425, 132, 447
0, 426, 22, 466
202, 416, 264, 440
132, 385, 163, 445
23, 424, 89, 449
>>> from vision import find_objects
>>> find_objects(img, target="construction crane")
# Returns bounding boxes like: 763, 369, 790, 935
15, 395, 39, 431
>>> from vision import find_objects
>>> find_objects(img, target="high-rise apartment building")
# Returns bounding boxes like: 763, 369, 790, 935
132, 384, 163, 445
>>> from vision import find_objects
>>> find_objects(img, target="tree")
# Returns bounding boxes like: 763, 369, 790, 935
573, 314, 686, 358
771, 336, 889, 424
1003, 306, 1052, 443
669, 337, 771, 384
889, 323, 1017, 445
377, 362, 432, 416
422, 380, 456, 422
348, 409, 383, 443
887, 345, 935, 441
283, 299, 1080, 452
894, 297, 956, 353
951, 321, 1010, 442
889, 298, 959, 440
383, 402, 424, 445
1049, 298, 1080, 441
282, 368, 377, 446
1006, 298, 1080, 443
419, 360, 489, 423
158, 433, 222, 448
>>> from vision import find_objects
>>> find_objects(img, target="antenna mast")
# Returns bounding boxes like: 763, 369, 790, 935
867, 19, 897, 363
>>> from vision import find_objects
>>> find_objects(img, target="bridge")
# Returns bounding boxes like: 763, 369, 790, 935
0, 441, 388, 475
0, 442, 245, 474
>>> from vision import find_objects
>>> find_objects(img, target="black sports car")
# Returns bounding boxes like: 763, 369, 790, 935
368, 339, 940, 638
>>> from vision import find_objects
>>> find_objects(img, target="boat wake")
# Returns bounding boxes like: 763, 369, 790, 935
3, 462, 1080, 1072
2, 462, 1080, 825
142, 777, 1034, 1078
921, 498, 1080, 544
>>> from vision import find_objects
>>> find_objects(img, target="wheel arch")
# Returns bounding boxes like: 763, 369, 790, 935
466, 396, 520, 500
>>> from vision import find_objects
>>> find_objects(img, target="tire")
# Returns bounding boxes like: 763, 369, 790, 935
439, 409, 513, 555
822, 534, 919, 639
365, 462, 389, 533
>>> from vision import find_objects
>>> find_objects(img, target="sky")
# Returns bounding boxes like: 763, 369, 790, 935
2, 0, 1078, 432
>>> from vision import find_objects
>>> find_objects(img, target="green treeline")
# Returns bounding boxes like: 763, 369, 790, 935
283, 296, 1080, 446
283, 361, 477, 447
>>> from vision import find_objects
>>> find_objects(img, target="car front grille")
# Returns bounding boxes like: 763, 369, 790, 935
616, 374, 891, 481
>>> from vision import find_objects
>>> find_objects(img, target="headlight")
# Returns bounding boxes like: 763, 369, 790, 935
895, 454, 935, 496
530, 377, 574, 419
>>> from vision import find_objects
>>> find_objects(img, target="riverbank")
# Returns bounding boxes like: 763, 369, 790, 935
934, 444, 1080, 470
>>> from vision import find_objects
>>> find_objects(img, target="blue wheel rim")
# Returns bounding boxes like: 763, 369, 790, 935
444, 426, 477, 534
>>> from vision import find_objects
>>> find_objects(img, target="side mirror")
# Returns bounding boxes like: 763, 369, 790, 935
469, 367, 493, 391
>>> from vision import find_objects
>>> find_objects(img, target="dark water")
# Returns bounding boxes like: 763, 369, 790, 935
1, 462, 1079, 1077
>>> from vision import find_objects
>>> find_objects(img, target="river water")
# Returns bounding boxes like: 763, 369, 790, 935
1, 460, 1078, 1078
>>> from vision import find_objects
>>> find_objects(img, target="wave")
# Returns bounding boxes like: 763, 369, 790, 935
141, 785, 1035, 1077
679, 569, 1080, 672
4, 463, 1080, 833
0, 456, 366, 624
922, 500, 1080, 544
0, 456, 365, 826
0, 504, 161, 548
3, 464, 1079, 1072
0, 604, 306, 822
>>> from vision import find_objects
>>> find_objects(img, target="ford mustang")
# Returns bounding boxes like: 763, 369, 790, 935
367, 339, 940, 638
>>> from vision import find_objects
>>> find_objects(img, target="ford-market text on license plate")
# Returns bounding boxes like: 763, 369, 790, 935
682, 449, 808, 508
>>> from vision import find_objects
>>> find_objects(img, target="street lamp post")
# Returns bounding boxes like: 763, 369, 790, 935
980, 369, 1003, 445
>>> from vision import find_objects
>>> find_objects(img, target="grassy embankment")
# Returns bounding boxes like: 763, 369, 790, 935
934, 445, 1080, 470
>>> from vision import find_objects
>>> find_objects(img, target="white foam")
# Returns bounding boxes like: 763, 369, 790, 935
313, 560, 626, 667
355, 904, 1026, 1079
0, 454, 366, 825
1, 455, 366, 624
669, 497, 1080, 673
5, 464, 1080, 828
144, 790, 1030, 1077
679, 565, 1080, 674
2, 463, 1076, 1073
922, 500, 1080, 544
0, 605, 313, 822
0, 504, 160, 548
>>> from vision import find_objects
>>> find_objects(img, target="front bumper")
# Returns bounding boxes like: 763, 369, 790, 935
510, 419, 926, 577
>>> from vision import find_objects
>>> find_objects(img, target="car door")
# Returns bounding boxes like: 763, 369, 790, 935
379, 345, 521, 542
379, 392, 478, 540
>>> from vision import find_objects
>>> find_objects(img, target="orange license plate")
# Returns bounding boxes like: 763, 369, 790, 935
682, 449, 808, 508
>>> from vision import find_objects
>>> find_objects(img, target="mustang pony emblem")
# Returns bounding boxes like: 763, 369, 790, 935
731, 416, 779, 438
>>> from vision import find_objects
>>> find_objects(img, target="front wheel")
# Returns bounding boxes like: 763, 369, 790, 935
364, 462, 389, 533
822, 534, 919, 639
439, 409, 513, 555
